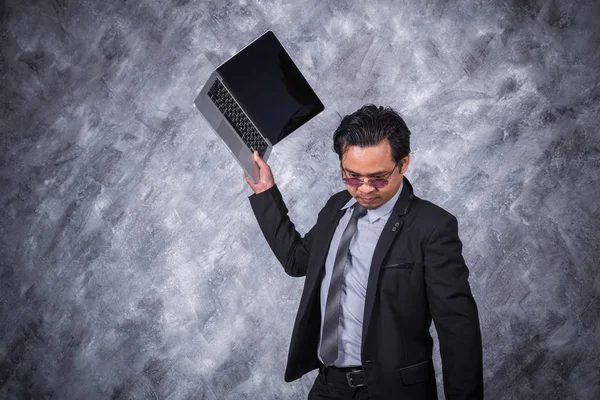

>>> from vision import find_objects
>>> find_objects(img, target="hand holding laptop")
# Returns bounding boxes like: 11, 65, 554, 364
193, 31, 323, 184
245, 151, 275, 194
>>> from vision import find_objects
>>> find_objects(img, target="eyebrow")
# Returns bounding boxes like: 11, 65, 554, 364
344, 168, 389, 177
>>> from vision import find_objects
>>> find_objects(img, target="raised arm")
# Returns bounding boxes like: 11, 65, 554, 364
249, 185, 317, 277
245, 151, 317, 277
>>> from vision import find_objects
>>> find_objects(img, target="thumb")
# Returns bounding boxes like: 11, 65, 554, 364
253, 151, 266, 166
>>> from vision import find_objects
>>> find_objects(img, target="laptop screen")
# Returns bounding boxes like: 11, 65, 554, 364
217, 31, 324, 145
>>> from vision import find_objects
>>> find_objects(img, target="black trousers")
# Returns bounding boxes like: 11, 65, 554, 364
307, 365, 370, 400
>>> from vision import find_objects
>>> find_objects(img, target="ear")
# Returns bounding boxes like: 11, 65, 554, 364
400, 154, 410, 174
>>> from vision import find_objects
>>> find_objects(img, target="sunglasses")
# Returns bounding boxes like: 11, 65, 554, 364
342, 162, 399, 188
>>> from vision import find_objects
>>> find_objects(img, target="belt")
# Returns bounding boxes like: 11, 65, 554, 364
321, 365, 366, 388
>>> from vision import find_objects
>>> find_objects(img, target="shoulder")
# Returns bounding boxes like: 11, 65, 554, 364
408, 195, 458, 232
401, 195, 463, 249
306, 189, 350, 222
322, 189, 351, 210
411, 196, 454, 218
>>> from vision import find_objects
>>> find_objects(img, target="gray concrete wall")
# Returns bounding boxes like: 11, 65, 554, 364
1, 0, 598, 398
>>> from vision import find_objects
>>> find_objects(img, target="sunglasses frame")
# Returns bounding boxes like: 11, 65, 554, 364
341, 162, 400, 188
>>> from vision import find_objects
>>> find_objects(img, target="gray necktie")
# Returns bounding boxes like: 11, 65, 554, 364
320, 203, 367, 366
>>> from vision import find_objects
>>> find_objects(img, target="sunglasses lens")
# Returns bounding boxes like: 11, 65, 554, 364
343, 178, 388, 188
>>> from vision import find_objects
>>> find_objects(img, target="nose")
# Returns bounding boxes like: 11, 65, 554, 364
358, 181, 376, 194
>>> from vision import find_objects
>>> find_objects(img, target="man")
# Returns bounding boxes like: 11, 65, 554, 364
245, 105, 483, 399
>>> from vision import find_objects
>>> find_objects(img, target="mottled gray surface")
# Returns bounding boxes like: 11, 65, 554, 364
1, 0, 599, 399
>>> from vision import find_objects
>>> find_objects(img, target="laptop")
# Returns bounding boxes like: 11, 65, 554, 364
193, 30, 325, 183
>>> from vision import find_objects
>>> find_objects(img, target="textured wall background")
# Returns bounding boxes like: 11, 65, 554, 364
1, 0, 599, 399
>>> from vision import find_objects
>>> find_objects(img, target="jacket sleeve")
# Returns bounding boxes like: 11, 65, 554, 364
423, 213, 484, 399
248, 185, 321, 277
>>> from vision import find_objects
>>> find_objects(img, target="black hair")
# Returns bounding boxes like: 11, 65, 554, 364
333, 104, 411, 164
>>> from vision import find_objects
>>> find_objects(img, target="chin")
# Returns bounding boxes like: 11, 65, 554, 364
358, 197, 381, 208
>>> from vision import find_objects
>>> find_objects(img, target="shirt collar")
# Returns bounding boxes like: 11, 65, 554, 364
340, 180, 404, 224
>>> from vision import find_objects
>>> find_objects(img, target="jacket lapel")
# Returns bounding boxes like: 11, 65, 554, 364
298, 192, 350, 315
361, 177, 415, 350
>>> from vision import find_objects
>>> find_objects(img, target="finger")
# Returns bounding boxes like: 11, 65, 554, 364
253, 151, 265, 165
247, 172, 263, 188
254, 152, 271, 172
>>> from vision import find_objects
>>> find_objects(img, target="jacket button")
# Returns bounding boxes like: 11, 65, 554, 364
364, 360, 372, 364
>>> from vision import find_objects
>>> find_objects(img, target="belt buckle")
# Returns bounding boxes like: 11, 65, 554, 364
346, 369, 366, 388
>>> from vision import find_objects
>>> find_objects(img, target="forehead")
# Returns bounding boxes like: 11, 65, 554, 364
341, 141, 395, 173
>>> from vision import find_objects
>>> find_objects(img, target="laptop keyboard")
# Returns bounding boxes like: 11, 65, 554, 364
207, 79, 269, 158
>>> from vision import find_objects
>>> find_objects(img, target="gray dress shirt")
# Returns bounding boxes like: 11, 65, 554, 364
318, 181, 403, 367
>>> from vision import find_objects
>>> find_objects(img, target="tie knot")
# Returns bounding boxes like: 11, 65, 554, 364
351, 204, 367, 220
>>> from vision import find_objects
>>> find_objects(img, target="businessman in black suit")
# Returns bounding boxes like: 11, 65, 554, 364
245, 105, 483, 399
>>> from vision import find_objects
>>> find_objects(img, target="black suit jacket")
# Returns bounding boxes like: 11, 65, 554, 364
249, 177, 483, 399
